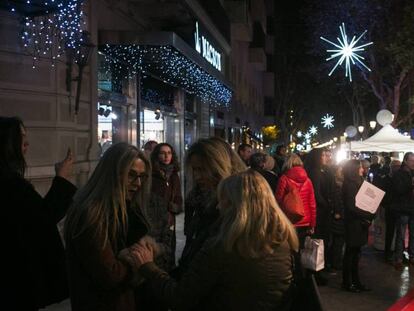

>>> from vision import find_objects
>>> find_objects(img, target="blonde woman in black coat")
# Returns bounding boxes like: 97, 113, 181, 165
342, 160, 375, 293
130, 170, 298, 311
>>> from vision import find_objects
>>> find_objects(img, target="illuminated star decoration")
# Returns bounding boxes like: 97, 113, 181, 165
309, 126, 318, 136
296, 144, 304, 151
304, 132, 311, 140
321, 114, 335, 129
320, 23, 373, 82
297, 131, 303, 138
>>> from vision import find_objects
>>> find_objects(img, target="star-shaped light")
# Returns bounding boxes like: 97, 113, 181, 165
297, 131, 303, 138
321, 114, 335, 129
309, 126, 318, 136
304, 132, 311, 140
320, 23, 373, 82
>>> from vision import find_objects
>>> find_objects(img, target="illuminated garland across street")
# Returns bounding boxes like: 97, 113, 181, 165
101, 45, 232, 107
6, 0, 85, 67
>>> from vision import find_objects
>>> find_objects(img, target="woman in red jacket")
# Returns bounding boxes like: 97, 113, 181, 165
275, 153, 317, 246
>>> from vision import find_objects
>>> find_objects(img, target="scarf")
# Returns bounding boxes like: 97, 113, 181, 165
159, 162, 176, 180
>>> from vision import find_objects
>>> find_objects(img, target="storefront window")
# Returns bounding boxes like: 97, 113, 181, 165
97, 104, 124, 156
140, 109, 165, 147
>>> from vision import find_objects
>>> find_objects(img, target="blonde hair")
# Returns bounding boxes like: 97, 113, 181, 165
64, 143, 151, 250
209, 137, 247, 174
186, 137, 246, 189
216, 170, 299, 258
282, 153, 303, 172
264, 154, 275, 171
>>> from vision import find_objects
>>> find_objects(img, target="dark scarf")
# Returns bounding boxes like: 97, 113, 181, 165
159, 162, 176, 180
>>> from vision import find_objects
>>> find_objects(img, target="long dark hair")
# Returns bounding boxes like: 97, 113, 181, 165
304, 148, 325, 172
343, 159, 363, 185
0, 116, 26, 177
150, 143, 180, 173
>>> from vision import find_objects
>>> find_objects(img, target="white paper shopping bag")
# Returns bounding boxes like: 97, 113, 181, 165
301, 236, 325, 271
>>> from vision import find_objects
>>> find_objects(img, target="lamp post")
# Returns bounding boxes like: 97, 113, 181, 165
66, 31, 95, 115
358, 125, 364, 141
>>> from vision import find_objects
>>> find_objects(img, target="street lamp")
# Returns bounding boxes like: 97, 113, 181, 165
66, 31, 95, 115
358, 125, 364, 141
369, 121, 377, 130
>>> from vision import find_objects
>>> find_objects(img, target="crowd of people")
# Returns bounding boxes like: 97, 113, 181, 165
2, 115, 413, 310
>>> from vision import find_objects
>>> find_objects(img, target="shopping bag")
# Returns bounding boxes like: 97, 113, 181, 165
301, 237, 324, 271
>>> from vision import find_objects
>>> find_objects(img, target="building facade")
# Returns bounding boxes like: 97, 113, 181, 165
0, 0, 275, 191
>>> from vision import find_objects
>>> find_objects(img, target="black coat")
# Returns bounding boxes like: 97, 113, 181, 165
391, 167, 414, 215
1, 174, 76, 310
179, 187, 218, 278
141, 239, 293, 311
307, 167, 335, 237
342, 179, 375, 247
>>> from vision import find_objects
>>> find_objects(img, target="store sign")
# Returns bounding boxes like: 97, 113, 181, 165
194, 21, 222, 71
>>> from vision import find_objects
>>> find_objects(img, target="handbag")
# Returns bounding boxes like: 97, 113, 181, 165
301, 236, 325, 271
281, 179, 305, 223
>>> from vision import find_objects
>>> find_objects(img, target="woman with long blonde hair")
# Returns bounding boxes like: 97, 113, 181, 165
180, 137, 246, 276
130, 170, 298, 310
64, 143, 152, 311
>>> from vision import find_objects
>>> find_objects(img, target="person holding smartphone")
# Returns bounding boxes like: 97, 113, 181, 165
0, 116, 76, 310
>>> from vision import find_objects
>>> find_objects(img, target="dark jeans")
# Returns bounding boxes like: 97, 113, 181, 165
294, 227, 311, 280
330, 234, 345, 269
342, 245, 361, 286
384, 207, 396, 258
394, 214, 414, 262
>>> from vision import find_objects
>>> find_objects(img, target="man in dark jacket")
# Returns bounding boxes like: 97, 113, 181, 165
392, 152, 414, 270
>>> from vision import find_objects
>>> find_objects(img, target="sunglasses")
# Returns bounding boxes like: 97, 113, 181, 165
128, 171, 148, 183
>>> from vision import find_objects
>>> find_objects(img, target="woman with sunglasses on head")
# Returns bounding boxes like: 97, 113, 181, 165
65, 143, 152, 311
147, 143, 183, 272
179, 137, 246, 277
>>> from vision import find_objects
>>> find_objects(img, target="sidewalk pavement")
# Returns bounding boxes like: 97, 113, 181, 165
44, 216, 413, 310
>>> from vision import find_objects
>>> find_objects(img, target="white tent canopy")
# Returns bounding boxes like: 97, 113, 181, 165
347, 124, 414, 152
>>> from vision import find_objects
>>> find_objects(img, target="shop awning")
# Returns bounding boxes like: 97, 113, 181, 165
99, 31, 233, 107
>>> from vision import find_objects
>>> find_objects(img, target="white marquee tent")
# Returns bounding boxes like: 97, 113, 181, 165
347, 124, 414, 152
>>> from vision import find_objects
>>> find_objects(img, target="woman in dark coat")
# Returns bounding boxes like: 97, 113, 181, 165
131, 170, 299, 311
0, 116, 76, 310
180, 138, 246, 277
148, 143, 183, 271
342, 160, 375, 293
64, 143, 152, 311
304, 148, 334, 247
